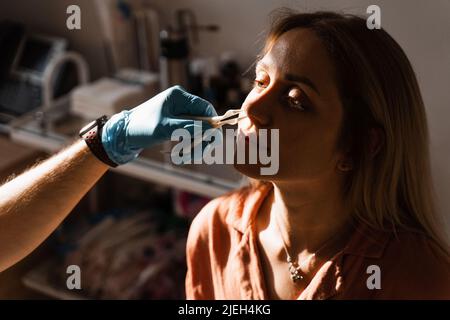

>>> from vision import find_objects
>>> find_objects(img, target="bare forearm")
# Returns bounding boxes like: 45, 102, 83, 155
0, 139, 109, 272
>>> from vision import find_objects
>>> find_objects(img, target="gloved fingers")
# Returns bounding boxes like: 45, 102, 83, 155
166, 118, 214, 133
174, 121, 223, 147
167, 86, 218, 117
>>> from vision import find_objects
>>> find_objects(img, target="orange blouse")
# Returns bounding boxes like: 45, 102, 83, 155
185, 183, 450, 299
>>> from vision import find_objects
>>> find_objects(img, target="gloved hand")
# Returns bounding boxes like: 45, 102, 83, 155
101, 85, 219, 165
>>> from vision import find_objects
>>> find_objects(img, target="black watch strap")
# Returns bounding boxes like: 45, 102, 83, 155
79, 115, 118, 168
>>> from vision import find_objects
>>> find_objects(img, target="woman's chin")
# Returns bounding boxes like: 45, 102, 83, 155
233, 163, 271, 180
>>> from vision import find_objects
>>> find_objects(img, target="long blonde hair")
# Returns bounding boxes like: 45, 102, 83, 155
252, 10, 448, 252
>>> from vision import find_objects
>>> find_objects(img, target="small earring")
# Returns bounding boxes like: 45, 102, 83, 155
338, 161, 353, 172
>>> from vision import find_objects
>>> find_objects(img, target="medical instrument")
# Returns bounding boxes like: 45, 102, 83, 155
180, 108, 247, 128
167, 109, 247, 158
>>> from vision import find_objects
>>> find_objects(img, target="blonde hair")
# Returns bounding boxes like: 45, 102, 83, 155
252, 10, 449, 252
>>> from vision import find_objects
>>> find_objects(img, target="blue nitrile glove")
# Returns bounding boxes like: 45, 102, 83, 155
101, 85, 220, 165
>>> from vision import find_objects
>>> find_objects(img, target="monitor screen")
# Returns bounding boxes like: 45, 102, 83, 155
17, 37, 53, 74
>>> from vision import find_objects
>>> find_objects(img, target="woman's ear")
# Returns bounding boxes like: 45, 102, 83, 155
369, 127, 384, 158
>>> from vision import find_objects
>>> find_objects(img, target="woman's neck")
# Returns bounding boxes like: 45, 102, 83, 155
269, 177, 352, 256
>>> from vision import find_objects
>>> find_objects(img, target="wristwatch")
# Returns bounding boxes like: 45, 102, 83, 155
79, 115, 118, 168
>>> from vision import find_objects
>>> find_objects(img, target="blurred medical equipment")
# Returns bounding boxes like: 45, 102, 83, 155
71, 69, 159, 120
0, 23, 89, 138
0, 20, 25, 82
94, 0, 161, 74
70, 1, 163, 120
135, 8, 161, 72
159, 27, 190, 90
0, 22, 88, 128
159, 9, 219, 91
94, 0, 138, 73
188, 52, 250, 115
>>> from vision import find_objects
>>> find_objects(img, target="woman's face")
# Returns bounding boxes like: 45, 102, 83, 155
235, 28, 346, 182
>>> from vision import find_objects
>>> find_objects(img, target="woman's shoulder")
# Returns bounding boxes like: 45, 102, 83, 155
351, 223, 449, 267
385, 230, 449, 265
340, 225, 449, 299
380, 229, 450, 298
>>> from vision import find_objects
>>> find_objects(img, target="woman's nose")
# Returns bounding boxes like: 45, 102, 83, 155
242, 91, 272, 128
